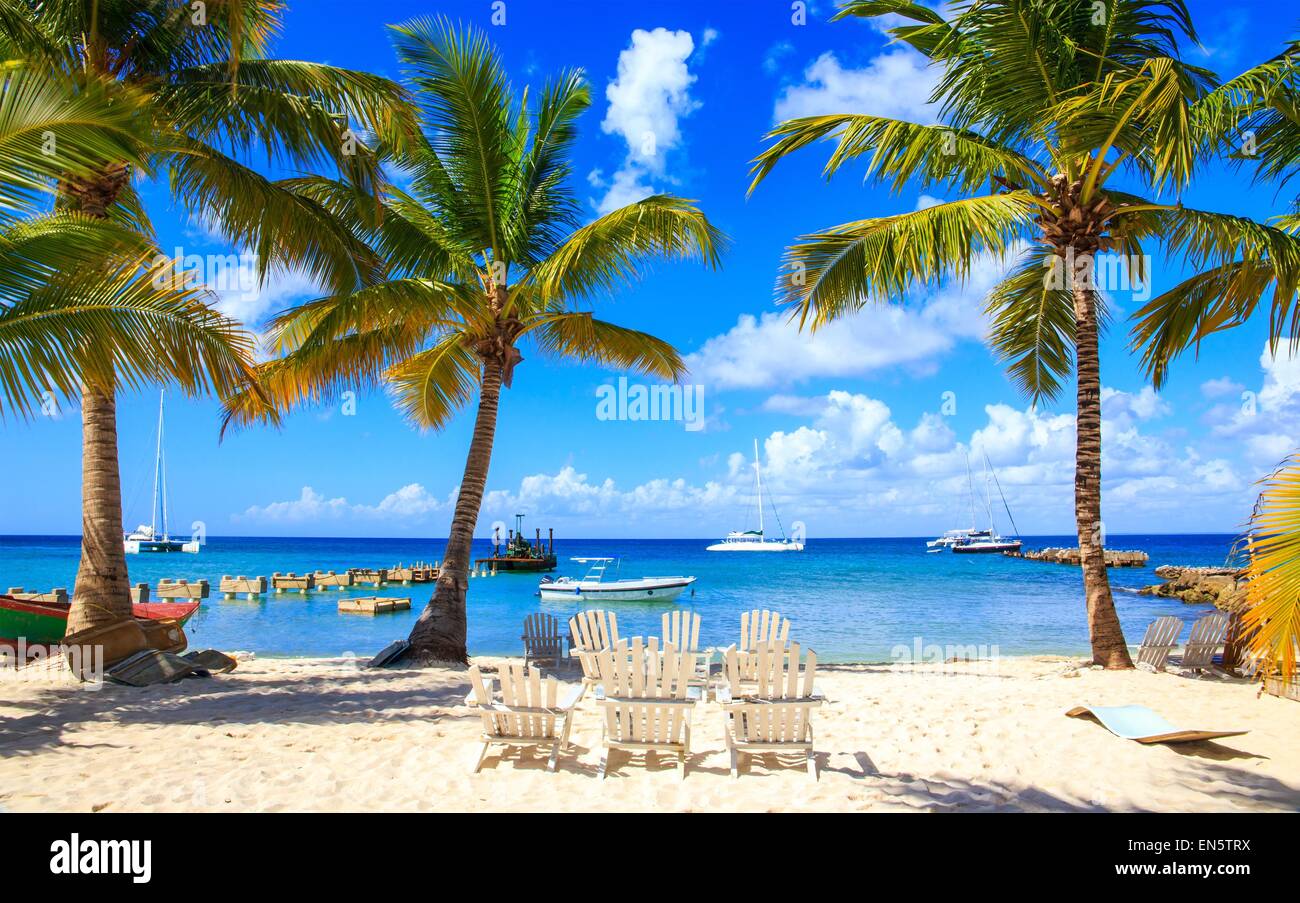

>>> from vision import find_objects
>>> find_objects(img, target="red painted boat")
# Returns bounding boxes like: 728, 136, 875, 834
0, 594, 200, 657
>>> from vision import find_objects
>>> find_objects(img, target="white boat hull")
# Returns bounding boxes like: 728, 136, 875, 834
125, 538, 200, 554
705, 540, 803, 552
538, 576, 695, 603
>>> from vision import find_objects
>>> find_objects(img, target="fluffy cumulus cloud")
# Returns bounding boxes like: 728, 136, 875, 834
1196, 344, 1300, 469
236, 483, 445, 526
772, 49, 939, 124
685, 243, 1014, 390
593, 28, 702, 215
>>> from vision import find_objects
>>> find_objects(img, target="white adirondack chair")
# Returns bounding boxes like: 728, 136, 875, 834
465, 663, 582, 773
521, 613, 570, 669
569, 609, 620, 688
593, 637, 698, 780
1136, 616, 1184, 671
1180, 611, 1230, 673
721, 642, 823, 779
734, 609, 791, 682
662, 610, 712, 694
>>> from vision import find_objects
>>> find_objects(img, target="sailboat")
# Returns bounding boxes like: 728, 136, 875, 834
123, 392, 199, 554
706, 439, 804, 552
950, 454, 1021, 554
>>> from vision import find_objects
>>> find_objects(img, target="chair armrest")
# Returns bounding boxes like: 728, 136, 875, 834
557, 683, 585, 710
465, 676, 494, 707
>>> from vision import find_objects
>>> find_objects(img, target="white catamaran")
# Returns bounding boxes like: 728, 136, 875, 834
928, 453, 1021, 554
124, 392, 199, 554
707, 439, 804, 552
538, 558, 696, 602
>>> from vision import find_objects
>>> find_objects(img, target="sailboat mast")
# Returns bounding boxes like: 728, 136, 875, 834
753, 438, 764, 538
983, 456, 995, 532
965, 452, 977, 531
151, 390, 164, 535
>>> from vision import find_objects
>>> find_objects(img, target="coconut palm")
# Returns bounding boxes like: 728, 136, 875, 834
221, 18, 725, 664
1, 0, 416, 632
749, 0, 1300, 668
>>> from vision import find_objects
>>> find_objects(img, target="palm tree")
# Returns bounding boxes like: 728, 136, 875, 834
749, 0, 1300, 668
222, 19, 725, 664
2, 0, 416, 632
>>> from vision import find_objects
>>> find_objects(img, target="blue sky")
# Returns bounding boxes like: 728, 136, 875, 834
4, 0, 1296, 540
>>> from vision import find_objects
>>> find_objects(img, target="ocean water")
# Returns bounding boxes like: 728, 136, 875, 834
0, 534, 1241, 662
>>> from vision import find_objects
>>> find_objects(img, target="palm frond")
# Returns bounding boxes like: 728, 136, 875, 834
0, 252, 257, 418
385, 333, 481, 430
1243, 452, 1300, 683
985, 245, 1080, 402
523, 311, 685, 380
780, 191, 1036, 327
527, 195, 725, 305
749, 113, 1049, 196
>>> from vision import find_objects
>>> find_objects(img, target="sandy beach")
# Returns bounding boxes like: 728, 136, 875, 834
1, 654, 1296, 813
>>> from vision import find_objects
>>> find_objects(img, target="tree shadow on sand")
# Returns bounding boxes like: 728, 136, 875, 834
0, 665, 479, 756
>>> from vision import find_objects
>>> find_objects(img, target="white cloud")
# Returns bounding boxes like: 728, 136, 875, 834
1201, 376, 1244, 399
210, 265, 323, 330
236, 483, 445, 525
686, 248, 1013, 391
773, 49, 939, 124
595, 28, 701, 214
1203, 343, 1300, 468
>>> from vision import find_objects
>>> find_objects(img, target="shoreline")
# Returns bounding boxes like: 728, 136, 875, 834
2, 652, 1296, 813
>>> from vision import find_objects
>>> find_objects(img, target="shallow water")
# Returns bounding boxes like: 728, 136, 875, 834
0, 534, 1239, 661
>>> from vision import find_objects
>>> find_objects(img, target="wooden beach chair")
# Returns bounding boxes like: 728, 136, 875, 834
1179, 611, 1230, 673
569, 609, 620, 688
1136, 616, 1184, 672
734, 609, 791, 683
720, 642, 823, 779
521, 613, 570, 670
662, 610, 712, 694
465, 664, 581, 773
593, 637, 698, 780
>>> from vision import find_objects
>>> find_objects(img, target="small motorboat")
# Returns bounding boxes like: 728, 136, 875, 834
538, 558, 696, 603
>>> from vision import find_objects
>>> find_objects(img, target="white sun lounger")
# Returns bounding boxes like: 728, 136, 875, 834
1065, 704, 1247, 744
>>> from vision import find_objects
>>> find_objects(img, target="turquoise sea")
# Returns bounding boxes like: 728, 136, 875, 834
0, 534, 1240, 662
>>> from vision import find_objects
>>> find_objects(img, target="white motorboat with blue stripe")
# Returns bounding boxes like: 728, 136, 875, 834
538, 558, 696, 602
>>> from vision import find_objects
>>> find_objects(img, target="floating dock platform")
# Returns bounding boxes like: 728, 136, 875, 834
338, 596, 411, 614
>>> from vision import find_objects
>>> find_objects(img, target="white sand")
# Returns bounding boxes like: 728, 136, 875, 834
1, 654, 1296, 812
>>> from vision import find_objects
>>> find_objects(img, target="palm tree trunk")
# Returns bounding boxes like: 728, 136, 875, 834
1071, 255, 1133, 669
66, 384, 133, 634
405, 362, 504, 664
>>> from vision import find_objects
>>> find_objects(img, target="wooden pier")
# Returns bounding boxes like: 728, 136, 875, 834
347, 568, 388, 587
338, 596, 411, 614
5, 586, 68, 605
272, 572, 315, 594
389, 563, 438, 584
313, 570, 354, 589
155, 579, 210, 601
219, 575, 267, 599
